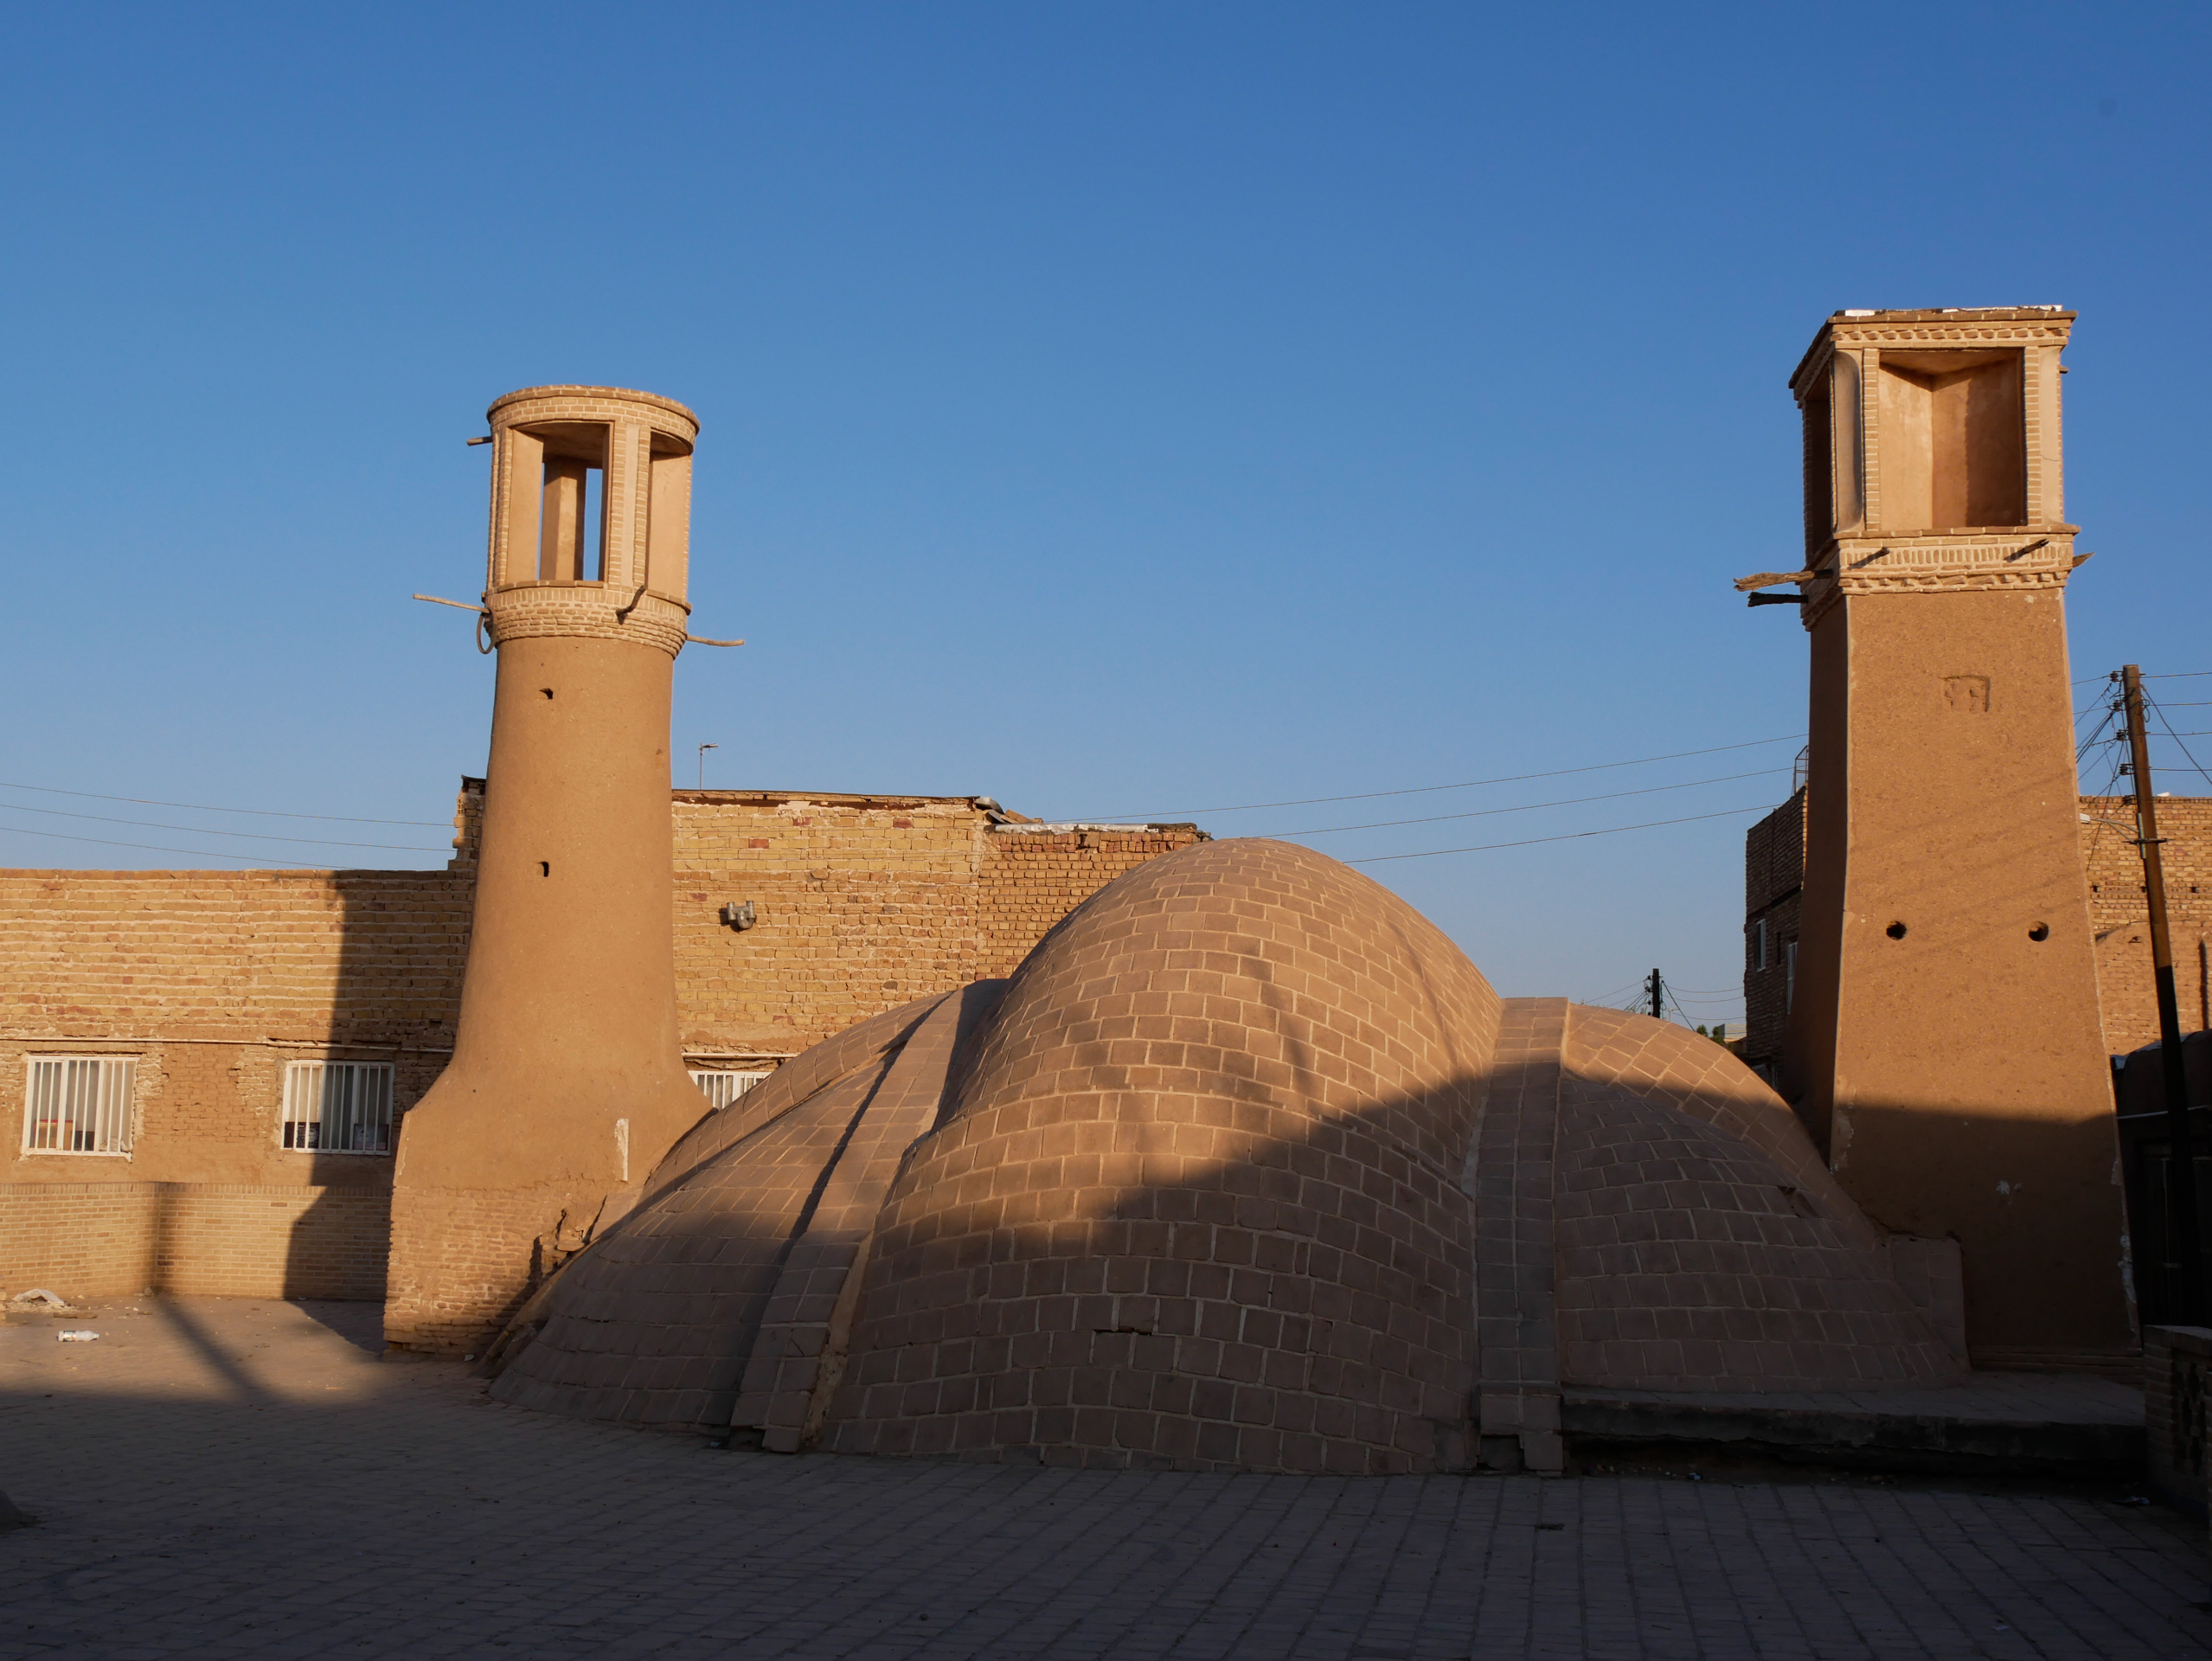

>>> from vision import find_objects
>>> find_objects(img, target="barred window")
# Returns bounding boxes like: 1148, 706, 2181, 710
281, 1061, 394, 1154
690, 1068, 769, 1111
22, 1056, 137, 1156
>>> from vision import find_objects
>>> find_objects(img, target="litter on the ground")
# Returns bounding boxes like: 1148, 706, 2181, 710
10, 1289, 71, 1310
56, 1331, 101, 1343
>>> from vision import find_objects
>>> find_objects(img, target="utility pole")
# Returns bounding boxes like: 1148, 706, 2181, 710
1648, 967, 1663, 1021
2120, 664, 2205, 1323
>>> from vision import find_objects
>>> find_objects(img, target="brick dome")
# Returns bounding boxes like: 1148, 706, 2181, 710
817, 838, 1503, 1472
485, 838, 1961, 1471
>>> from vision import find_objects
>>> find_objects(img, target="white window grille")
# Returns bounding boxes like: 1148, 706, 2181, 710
690, 1068, 769, 1111
23, 1056, 137, 1155
281, 1061, 395, 1154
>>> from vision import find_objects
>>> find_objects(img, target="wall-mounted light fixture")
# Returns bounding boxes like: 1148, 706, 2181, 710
720, 901, 757, 932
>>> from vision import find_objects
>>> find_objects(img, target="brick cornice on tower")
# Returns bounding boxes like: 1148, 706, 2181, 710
482, 385, 700, 658
1786, 307, 2078, 630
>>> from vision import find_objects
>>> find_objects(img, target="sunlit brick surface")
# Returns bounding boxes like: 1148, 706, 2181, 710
485, 843, 1968, 1473
820, 839, 1503, 1473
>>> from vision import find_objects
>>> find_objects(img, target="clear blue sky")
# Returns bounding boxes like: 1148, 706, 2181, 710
3, 3, 2205, 1020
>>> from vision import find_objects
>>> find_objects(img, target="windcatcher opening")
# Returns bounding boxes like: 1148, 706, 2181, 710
1875, 350, 2026, 530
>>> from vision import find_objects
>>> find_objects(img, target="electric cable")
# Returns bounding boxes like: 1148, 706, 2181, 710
1258, 768, 1788, 839
1074, 734, 1807, 821
1340, 804, 1769, 864
0, 779, 449, 827
0, 802, 446, 853
2145, 693, 2212, 794
0, 824, 368, 869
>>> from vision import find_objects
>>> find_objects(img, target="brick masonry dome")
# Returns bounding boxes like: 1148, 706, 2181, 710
483, 839, 1961, 1472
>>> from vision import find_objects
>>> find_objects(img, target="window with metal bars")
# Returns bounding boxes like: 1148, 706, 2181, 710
689, 1068, 769, 1111
280, 1061, 395, 1154
22, 1055, 138, 1155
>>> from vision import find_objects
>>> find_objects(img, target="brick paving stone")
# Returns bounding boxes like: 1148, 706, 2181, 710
1, 1297, 2208, 1659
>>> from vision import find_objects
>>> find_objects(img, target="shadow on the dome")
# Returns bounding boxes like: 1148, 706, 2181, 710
479, 839, 1959, 1474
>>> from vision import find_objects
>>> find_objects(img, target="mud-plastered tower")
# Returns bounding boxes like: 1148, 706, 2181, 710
1773, 310, 2132, 1368
387, 386, 715, 1354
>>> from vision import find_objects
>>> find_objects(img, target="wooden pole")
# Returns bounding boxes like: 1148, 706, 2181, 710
2121, 664, 2205, 1323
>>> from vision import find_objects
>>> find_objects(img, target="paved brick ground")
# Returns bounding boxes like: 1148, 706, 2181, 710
2, 1298, 2209, 1659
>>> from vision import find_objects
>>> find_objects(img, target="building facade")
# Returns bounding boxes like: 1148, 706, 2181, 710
0, 783, 1202, 1305
1745, 789, 2212, 1072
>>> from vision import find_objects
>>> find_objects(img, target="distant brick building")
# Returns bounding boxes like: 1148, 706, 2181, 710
0, 782, 1201, 1303
1743, 789, 2212, 1074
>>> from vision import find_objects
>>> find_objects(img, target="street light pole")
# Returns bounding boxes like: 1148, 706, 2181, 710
697, 743, 718, 790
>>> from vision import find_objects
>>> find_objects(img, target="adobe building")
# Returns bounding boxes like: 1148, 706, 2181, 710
3, 354, 2151, 1478
1747, 788, 2212, 1068
0, 792, 1201, 1308
484, 837, 1965, 1474
1738, 308, 2133, 1375
0, 384, 1202, 1318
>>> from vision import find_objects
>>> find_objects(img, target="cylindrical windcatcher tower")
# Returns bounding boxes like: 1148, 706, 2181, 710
387, 385, 715, 1356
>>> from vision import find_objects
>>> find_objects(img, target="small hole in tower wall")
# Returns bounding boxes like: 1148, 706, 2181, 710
2029, 922, 2050, 941
1887, 921, 1908, 940
539, 862, 550, 877
541, 688, 555, 699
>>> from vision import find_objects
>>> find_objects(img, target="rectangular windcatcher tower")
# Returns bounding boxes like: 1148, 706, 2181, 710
1768, 310, 2132, 1373
386, 386, 717, 1356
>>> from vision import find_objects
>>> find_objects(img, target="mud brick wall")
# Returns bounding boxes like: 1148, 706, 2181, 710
0, 1181, 389, 1301
1748, 792, 2212, 1064
2144, 1324, 2212, 1512
2081, 797, 2212, 1055
1742, 790, 1805, 1074
670, 793, 988, 1056
0, 783, 1201, 1303
668, 793, 1203, 1057
974, 825, 1208, 979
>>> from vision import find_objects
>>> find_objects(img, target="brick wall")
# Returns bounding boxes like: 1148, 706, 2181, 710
666, 793, 1204, 1057
2144, 1324, 2211, 1513
1742, 791, 2212, 1066
2081, 796, 2212, 1055
1742, 790, 1805, 1075
1, 784, 1202, 1300
0, 1182, 388, 1300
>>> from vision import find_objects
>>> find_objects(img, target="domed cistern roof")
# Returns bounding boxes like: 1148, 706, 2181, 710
484, 839, 1959, 1472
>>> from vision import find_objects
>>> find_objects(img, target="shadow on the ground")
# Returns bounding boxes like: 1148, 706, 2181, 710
289, 1299, 388, 1355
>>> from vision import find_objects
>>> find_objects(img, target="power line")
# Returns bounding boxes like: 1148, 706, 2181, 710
1260, 768, 1787, 839
2145, 693, 2212, 795
1340, 804, 1768, 864
0, 779, 449, 827
0, 824, 376, 869
1077, 734, 1807, 821
0, 803, 446, 853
